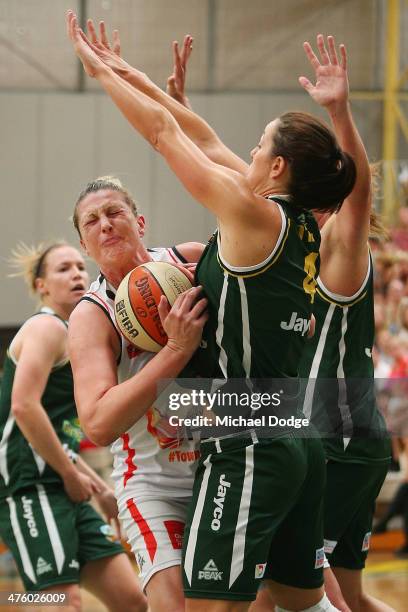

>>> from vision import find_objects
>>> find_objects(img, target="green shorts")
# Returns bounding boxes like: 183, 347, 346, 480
0, 485, 124, 591
324, 460, 389, 570
182, 435, 325, 602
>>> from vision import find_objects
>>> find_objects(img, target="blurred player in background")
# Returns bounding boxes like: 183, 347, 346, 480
0, 242, 147, 612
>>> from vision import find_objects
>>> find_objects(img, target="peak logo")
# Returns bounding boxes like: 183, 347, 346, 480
198, 559, 222, 581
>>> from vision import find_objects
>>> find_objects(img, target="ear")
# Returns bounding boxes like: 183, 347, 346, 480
79, 237, 89, 256
34, 277, 48, 297
270, 155, 287, 179
137, 215, 146, 238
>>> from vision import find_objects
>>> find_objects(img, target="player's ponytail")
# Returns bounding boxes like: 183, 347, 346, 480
272, 111, 357, 212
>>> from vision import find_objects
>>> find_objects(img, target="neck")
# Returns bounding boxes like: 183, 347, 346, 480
101, 242, 152, 288
41, 300, 73, 321
255, 183, 290, 198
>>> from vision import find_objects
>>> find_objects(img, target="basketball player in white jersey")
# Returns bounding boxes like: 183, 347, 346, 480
68, 176, 208, 612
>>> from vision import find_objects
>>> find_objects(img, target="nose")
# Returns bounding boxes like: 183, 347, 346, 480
100, 214, 113, 233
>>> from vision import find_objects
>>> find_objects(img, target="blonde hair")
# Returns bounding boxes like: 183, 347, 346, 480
73, 175, 139, 236
8, 241, 68, 295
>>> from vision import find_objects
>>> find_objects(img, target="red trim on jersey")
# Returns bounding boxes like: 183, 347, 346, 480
166, 248, 179, 263
121, 433, 137, 487
87, 291, 114, 316
126, 499, 157, 562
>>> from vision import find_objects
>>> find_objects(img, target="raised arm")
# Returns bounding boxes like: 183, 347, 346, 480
300, 34, 371, 252
84, 18, 248, 174
67, 11, 257, 228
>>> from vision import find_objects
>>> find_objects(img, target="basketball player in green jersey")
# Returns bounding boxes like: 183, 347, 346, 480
0, 242, 147, 611
68, 13, 357, 611
297, 37, 393, 612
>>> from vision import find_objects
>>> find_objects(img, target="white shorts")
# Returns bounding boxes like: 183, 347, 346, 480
119, 496, 189, 590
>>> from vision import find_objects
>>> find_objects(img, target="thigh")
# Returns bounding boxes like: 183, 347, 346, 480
119, 496, 188, 591
265, 438, 326, 589
182, 437, 309, 603
324, 460, 389, 569
0, 486, 80, 591
76, 500, 124, 568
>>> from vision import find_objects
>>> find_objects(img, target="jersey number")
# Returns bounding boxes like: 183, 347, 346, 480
303, 252, 318, 303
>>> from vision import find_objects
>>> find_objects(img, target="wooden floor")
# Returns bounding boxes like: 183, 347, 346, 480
0, 551, 406, 611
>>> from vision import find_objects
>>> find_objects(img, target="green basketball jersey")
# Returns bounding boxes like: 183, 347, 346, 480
0, 310, 83, 499
193, 197, 320, 380
299, 255, 391, 464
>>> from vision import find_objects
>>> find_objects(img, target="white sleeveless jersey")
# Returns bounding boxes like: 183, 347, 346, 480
82, 247, 200, 503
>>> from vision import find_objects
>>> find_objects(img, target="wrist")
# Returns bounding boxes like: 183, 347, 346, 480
326, 100, 351, 121
60, 461, 78, 480
162, 342, 193, 367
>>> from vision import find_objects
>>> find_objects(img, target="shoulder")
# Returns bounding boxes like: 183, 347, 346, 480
14, 314, 67, 363
174, 242, 205, 263
21, 313, 67, 342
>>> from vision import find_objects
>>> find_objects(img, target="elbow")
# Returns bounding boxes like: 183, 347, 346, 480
11, 399, 29, 421
153, 112, 178, 152
80, 410, 117, 447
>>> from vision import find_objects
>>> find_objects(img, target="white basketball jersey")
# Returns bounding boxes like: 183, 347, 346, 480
82, 247, 200, 503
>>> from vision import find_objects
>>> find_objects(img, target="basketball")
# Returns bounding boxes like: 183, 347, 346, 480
114, 261, 192, 352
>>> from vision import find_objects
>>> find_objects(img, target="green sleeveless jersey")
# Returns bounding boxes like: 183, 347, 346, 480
299, 255, 391, 464
0, 310, 83, 499
193, 197, 320, 380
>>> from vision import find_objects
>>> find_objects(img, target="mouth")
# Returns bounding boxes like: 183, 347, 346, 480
71, 284, 85, 293
102, 236, 121, 247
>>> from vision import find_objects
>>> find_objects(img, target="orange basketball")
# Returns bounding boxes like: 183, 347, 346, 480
114, 261, 192, 352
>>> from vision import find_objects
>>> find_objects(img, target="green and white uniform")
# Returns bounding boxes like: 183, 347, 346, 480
182, 198, 326, 601
300, 255, 391, 569
0, 309, 123, 590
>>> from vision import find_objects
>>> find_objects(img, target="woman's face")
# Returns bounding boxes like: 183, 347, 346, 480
246, 119, 281, 191
77, 189, 145, 268
36, 246, 88, 308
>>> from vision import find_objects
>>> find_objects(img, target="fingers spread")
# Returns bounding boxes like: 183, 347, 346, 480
303, 41, 320, 70
317, 33, 330, 65
112, 29, 121, 56
327, 35, 339, 65
100, 21, 110, 48
339, 43, 347, 70
298, 76, 313, 93
87, 18, 98, 44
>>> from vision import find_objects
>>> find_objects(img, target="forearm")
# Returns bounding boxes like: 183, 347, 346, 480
12, 402, 76, 479
115, 65, 248, 172
118, 64, 217, 147
327, 102, 371, 202
83, 345, 192, 446
97, 64, 174, 148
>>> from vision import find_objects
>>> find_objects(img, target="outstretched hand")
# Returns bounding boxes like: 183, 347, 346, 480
85, 19, 132, 75
299, 34, 349, 112
166, 35, 193, 109
66, 10, 106, 78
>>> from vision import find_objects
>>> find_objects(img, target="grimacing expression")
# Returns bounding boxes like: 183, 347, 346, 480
77, 189, 145, 263
36, 246, 88, 306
